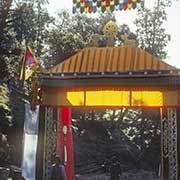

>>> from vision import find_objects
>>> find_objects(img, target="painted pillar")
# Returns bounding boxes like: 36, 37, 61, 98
58, 108, 74, 180
161, 108, 178, 180
176, 108, 180, 180
161, 108, 169, 180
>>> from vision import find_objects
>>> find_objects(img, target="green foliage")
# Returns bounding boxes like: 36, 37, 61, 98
46, 29, 85, 67
45, 10, 135, 67
0, 0, 52, 80
0, 83, 12, 128
0, 0, 52, 137
135, 0, 171, 59
45, 10, 100, 67
12, 3, 36, 42
0, 0, 14, 54
0, 0, 16, 79
12, 0, 52, 60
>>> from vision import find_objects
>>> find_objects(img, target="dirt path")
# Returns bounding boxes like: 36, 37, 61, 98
77, 170, 159, 180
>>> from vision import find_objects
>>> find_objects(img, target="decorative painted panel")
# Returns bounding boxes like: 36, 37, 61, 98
43, 107, 57, 180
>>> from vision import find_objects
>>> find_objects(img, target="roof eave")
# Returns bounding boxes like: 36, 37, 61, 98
38, 70, 180, 88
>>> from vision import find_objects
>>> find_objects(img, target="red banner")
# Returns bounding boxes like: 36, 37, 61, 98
58, 108, 74, 180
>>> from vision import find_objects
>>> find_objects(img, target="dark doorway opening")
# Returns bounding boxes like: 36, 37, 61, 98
72, 108, 161, 180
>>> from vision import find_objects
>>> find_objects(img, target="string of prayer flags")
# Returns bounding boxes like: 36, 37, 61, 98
72, 0, 144, 14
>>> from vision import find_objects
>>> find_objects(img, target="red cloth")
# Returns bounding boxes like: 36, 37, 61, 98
58, 108, 74, 180
25, 50, 36, 66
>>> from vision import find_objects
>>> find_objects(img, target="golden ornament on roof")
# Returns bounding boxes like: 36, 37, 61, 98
103, 20, 118, 47
103, 20, 118, 37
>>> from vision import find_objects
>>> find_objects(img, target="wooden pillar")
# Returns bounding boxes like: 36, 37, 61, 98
58, 108, 74, 180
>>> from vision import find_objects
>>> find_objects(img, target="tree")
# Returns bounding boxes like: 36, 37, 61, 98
135, 0, 171, 59
0, 0, 51, 79
0, 1, 52, 165
12, 0, 52, 62
45, 29, 85, 68
45, 10, 99, 67
0, 0, 17, 79
45, 10, 134, 67
0, 83, 12, 130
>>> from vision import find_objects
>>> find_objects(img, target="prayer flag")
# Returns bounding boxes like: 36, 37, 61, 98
20, 47, 39, 80
72, 0, 144, 13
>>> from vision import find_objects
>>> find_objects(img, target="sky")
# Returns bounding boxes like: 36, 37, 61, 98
47, 0, 180, 68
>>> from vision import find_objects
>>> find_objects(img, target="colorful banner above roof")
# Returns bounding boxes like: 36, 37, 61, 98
72, 0, 144, 13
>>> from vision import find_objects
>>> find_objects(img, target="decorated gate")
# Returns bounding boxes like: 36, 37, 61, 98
35, 46, 180, 180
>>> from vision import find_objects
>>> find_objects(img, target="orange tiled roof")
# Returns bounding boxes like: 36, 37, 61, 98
49, 47, 176, 73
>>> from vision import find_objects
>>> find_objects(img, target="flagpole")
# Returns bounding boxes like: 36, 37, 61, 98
20, 47, 27, 89
31, 74, 38, 111
19, 45, 46, 109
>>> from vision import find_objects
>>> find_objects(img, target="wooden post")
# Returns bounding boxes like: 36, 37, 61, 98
31, 76, 38, 110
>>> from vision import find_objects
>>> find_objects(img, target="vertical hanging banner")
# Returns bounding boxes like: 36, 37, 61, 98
58, 108, 74, 180
73, 0, 144, 13
22, 104, 39, 180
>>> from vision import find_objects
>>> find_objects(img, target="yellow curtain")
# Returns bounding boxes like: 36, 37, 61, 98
131, 91, 163, 106
42, 88, 180, 107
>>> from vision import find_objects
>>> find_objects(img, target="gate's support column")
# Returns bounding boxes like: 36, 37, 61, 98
58, 108, 74, 180
161, 108, 178, 180
161, 108, 169, 180
43, 107, 57, 180
176, 108, 180, 180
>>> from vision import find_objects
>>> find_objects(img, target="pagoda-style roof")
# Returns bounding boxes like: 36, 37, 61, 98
49, 46, 176, 73
40, 46, 180, 88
